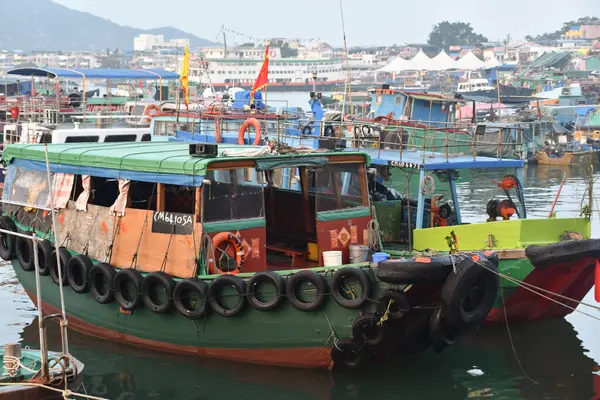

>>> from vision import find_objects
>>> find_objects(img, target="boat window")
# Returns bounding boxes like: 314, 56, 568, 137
128, 181, 157, 210
269, 168, 301, 191
89, 177, 119, 207
65, 135, 100, 143
104, 134, 137, 142
475, 125, 486, 135
203, 168, 265, 222
315, 164, 366, 212
395, 96, 403, 105
1, 166, 51, 208
141, 134, 151, 142
164, 184, 195, 214
375, 95, 382, 104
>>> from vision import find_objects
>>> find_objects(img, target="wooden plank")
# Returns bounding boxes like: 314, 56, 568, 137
496, 249, 527, 260
194, 186, 202, 222
156, 183, 165, 212
299, 167, 312, 234
357, 164, 369, 207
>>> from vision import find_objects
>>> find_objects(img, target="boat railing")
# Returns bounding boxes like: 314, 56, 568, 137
0, 227, 71, 383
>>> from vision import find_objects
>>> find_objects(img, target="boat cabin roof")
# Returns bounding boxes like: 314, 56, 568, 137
2, 142, 369, 186
351, 147, 525, 170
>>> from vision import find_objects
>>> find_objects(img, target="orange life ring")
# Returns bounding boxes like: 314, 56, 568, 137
208, 232, 244, 275
9, 106, 19, 120
143, 104, 160, 122
238, 118, 262, 145
214, 117, 223, 143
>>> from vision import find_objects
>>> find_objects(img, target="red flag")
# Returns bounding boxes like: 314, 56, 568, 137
250, 44, 270, 104
138, 80, 143, 89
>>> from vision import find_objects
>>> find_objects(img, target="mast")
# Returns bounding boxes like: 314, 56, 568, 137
339, 0, 352, 118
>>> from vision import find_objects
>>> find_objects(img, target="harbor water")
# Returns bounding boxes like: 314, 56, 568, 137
1, 163, 599, 399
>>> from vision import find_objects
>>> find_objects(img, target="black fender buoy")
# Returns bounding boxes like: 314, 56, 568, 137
377, 290, 410, 320
141, 271, 175, 314
331, 339, 363, 369
302, 125, 312, 136
361, 125, 373, 136
352, 314, 386, 347
286, 270, 327, 311
331, 267, 370, 309
15, 233, 34, 272
89, 263, 115, 304
113, 269, 143, 310
208, 275, 246, 317
323, 125, 335, 137
429, 307, 462, 352
441, 256, 498, 328
37, 240, 54, 276
353, 125, 361, 137
49, 247, 71, 286
246, 271, 285, 311
173, 278, 209, 319
66, 255, 92, 294
0, 216, 16, 261
376, 256, 456, 284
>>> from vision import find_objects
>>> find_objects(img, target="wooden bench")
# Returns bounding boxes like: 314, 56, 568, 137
266, 244, 307, 268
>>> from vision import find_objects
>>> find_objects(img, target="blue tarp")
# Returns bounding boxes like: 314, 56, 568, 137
7, 68, 180, 80
232, 90, 265, 110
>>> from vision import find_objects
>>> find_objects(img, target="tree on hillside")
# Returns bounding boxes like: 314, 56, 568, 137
427, 22, 489, 49
525, 17, 600, 41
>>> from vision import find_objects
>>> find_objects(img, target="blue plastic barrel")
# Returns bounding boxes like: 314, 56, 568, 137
372, 252, 389, 263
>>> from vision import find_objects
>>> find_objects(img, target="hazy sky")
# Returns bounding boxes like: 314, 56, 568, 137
54, 0, 598, 46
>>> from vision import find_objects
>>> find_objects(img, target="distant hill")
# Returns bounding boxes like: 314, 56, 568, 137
0, 0, 214, 51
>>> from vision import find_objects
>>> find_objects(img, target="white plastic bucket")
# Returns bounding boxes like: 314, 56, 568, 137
349, 245, 369, 263
323, 251, 343, 267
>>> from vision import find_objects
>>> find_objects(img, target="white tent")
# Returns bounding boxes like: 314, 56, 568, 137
377, 56, 413, 72
484, 55, 503, 68
429, 50, 456, 71
408, 50, 433, 71
454, 51, 486, 70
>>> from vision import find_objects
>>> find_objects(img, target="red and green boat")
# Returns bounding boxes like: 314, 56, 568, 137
0, 141, 598, 370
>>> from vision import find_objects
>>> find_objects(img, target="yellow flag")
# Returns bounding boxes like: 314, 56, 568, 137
180, 45, 190, 109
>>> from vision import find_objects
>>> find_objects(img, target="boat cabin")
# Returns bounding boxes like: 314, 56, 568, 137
370, 88, 460, 125
1, 142, 372, 277
456, 79, 494, 93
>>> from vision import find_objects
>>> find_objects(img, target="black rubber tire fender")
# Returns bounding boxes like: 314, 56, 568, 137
525, 238, 600, 269
429, 307, 463, 352
66, 255, 92, 294
49, 247, 71, 286
113, 269, 143, 310
286, 270, 327, 312
246, 271, 285, 311
331, 339, 363, 369
302, 125, 312, 136
331, 267, 370, 309
141, 272, 175, 314
352, 314, 386, 347
361, 125, 372, 136
323, 125, 335, 137
37, 240, 54, 276
0, 216, 17, 261
377, 290, 410, 320
208, 275, 246, 317
440, 256, 498, 328
173, 278, 209, 319
88, 263, 115, 304
376, 256, 455, 284
15, 233, 34, 272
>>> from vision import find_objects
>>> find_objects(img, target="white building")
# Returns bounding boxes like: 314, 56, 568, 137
134, 34, 190, 52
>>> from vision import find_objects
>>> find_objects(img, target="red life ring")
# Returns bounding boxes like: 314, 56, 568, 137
9, 106, 19, 120
208, 232, 244, 275
238, 118, 262, 146
143, 104, 160, 122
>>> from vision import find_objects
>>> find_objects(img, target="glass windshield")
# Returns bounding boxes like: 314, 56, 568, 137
315, 164, 366, 212
202, 168, 265, 222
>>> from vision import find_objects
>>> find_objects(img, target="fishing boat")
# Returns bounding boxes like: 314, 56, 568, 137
1, 344, 85, 399
536, 148, 597, 166
0, 141, 502, 369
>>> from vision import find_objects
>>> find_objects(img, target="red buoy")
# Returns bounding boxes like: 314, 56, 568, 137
9, 106, 19, 120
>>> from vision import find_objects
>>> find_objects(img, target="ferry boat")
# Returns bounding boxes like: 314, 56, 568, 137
190, 46, 346, 92
1, 141, 502, 369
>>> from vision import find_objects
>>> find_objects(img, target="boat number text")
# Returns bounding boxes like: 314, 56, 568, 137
151, 211, 194, 235
388, 161, 422, 169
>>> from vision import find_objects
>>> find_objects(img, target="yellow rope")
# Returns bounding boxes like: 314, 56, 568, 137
0, 382, 108, 400
377, 299, 393, 326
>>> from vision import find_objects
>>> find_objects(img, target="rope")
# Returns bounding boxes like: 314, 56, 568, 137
2, 355, 20, 377
130, 183, 157, 269
0, 382, 108, 400
500, 286, 538, 384
160, 229, 175, 272
420, 173, 435, 195
367, 218, 380, 251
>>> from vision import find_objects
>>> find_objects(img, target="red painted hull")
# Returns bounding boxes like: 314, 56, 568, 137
486, 256, 597, 324
24, 289, 334, 370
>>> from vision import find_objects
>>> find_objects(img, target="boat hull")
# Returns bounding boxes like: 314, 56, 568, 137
536, 150, 597, 166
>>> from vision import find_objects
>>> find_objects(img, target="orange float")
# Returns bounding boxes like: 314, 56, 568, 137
208, 232, 244, 275
9, 106, 19, 120
238, 118, 262, 146
143, 104, 160, 122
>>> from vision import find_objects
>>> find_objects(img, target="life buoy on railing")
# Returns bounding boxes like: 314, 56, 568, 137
9, 106, 19, 120
143, 104, 160, 122
238, 118, 262, 145
208, 232, 244, 275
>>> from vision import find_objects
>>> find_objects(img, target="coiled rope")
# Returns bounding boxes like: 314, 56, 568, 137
420, 173, 435, 195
